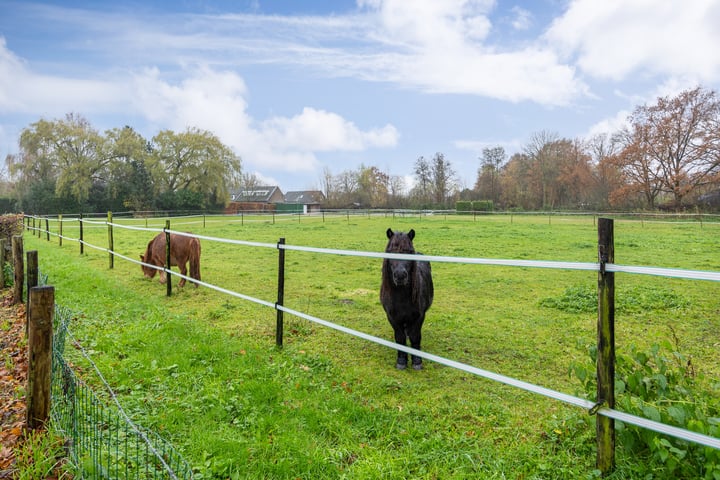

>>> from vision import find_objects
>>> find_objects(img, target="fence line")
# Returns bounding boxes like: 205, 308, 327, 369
50, 298, 194, 478
23, 214, 720, 473
277, 303, 720, 451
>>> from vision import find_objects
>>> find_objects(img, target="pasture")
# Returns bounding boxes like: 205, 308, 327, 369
24, 213, 720, 478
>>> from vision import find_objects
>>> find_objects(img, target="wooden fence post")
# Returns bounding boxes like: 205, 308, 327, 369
276, 237, 285, 347
12, 235, 23, 305
45, 218, 49, 241
26, 285, 54, 430
597, 217, 616, 474
58, 215, 63, 247
0, 238, 5, 289
107, 211, 114, 269
26, 250, 38, 337
165, 220, 172, 297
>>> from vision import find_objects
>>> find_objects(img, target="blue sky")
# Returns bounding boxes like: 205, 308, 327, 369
1, 0, 719, 193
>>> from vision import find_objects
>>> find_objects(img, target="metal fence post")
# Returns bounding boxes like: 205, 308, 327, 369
597, 217, 616, 474
276, 237, 285, 347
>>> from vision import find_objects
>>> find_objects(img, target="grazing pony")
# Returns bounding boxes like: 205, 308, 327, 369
380, 228, 434, 370
140, 233, 201, 288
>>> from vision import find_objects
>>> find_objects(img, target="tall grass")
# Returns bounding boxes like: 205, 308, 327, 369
25, 214, 720, 478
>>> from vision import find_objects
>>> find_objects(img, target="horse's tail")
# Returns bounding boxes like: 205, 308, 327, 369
189, 238, 201, 284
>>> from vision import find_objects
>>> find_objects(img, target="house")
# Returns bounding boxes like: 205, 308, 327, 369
282, 190, 327, 214
226, 186, 284, 213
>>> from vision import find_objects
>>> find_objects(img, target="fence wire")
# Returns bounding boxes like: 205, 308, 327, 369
51, 304, 194, 479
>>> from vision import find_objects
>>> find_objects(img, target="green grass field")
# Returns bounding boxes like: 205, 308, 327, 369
23, 213, 720, 479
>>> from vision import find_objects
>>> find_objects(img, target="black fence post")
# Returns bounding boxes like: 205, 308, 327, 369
58, 215, 63, 247
276, 237, 286, 348
597, 217, 616, 474
107, 211, 114, 269
79, 213, 84, 255
165, 220, 172, 297
45, 218, 49, 241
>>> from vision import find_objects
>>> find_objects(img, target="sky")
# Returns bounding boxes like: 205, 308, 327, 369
1, 0, 720, 193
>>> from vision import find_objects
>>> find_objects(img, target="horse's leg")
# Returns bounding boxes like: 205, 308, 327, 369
407, 319, 423, 370
392, 323, 408, 370
178, 262, 187, 288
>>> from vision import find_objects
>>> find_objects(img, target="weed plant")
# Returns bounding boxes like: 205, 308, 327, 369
23, 213, 720, 479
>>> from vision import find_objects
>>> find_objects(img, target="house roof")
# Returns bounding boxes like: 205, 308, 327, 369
230, 186, 283, 203
283, 190, 326, 204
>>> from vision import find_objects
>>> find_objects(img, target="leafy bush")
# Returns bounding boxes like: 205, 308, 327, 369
455, 201, 472, 212
568, 333, 720, 479
472, 200, 494, 211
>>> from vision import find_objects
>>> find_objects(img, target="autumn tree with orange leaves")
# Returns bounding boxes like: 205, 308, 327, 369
612, 87, 720, 210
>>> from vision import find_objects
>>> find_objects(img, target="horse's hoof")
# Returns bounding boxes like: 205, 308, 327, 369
395, 362, 407, 370
412, 363, 423, 370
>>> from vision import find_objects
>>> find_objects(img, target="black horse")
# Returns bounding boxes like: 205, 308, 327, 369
380, 228, 434, 370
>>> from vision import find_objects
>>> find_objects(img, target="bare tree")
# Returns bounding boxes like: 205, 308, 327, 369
430, 152, 457, 207
475, 146, 506, 203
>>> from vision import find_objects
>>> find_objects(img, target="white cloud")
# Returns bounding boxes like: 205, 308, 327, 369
0, 36, 398, 176
0, 37, 127, 115
130, 67, 399, 172
510, 6, 532, 31
353, 0, 586, 104
585, 109, 630, 138
260, 107, 398, 152
545, 0, 720, 82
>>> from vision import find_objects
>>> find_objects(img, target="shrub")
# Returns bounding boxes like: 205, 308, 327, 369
455, 201, 472, 213
568, 331, 720, 479
472, 200, 494, 211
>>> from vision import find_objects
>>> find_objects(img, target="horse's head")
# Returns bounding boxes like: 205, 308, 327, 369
140, 253, 156, 278
140, 236, 159, 280
384, 228, 416, 287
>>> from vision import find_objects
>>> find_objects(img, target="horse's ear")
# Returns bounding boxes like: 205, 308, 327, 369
386, 228, 394, 239
408, 229, 415, 240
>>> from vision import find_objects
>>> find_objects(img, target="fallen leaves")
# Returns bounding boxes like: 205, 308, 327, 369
0, 289, 27, 473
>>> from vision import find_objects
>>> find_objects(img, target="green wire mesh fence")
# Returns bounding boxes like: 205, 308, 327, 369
51, 304, 194, 479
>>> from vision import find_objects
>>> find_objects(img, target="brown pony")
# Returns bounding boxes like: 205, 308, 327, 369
380, 228, 433, 370
140, 233, 201, 287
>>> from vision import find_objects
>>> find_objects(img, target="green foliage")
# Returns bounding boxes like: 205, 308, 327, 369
540, 284, 690, 314
472, 200, 494, 211
13, 429, 75, 479
569, 335, 720, 479
455, 200, 472, 212
8, 116, 240, 214
3, 262, 13, 287
156, 189, 206, 211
